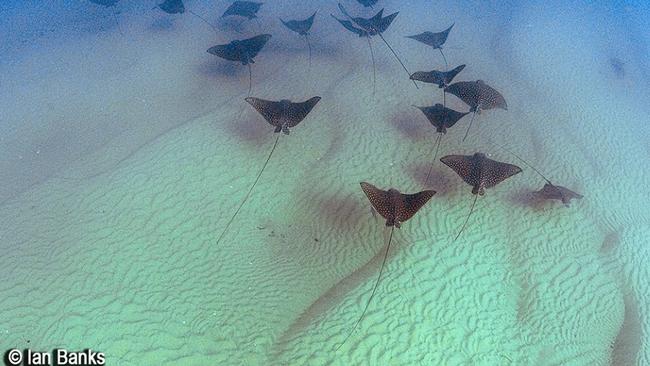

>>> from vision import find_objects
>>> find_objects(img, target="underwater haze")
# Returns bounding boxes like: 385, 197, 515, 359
1, 0, 649, 365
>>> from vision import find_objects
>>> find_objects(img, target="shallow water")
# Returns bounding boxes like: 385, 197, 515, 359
1, 0, 649, 365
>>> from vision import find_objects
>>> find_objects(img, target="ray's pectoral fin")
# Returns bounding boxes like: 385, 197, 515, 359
360, 181, 393, 222
400, 190, 436, 222
286, 96, 322, 128
483, 160, 523, 190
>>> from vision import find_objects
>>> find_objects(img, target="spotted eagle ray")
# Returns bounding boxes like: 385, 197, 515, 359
332, 3, 418, 92
207, 34, 271, 96
154, 0, 219, 34
440, 152, 521, 240
410, 64, 465, 105
356, 0, 378, 7
414, 104, 469, 186
445, 80, 507, 142
213, 97, 321, 247
222, 1, 263, 20
534, 183, 583, 207
155, 0, 183, 13
407, 24, 454, 69
410, 65, 465, 89
280, 12, 317, 69
489, 141, 583, 207
336, 182, 436, 351
89, 0, 118, 6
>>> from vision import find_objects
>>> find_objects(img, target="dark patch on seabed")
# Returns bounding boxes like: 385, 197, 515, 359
611, 292, 641, 365
271, 229, 403, 351
407, 162, 453, 195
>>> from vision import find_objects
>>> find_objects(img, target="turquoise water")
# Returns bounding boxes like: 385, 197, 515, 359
1, 1, 648, 365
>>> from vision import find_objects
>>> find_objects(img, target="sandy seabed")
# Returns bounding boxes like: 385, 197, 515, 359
0, 1, 648, 365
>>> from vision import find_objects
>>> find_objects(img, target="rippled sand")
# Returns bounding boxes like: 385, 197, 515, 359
0, 1, 648, 365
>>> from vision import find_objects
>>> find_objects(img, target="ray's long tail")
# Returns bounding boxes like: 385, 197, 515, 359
367, 36, 376, 95
188, 9, 219, 34
214, 134, 281, 247
304, 34, 312, 70
462, 112, 476, 142
438, 48, 449, 105
376, 33, 419, 89
438, 47, 448, 71
453, 193, 478, 242
335, 226, 395, 351
424, 134, 443, 187
488, 139, 552, 184
247, 63, 253, 97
